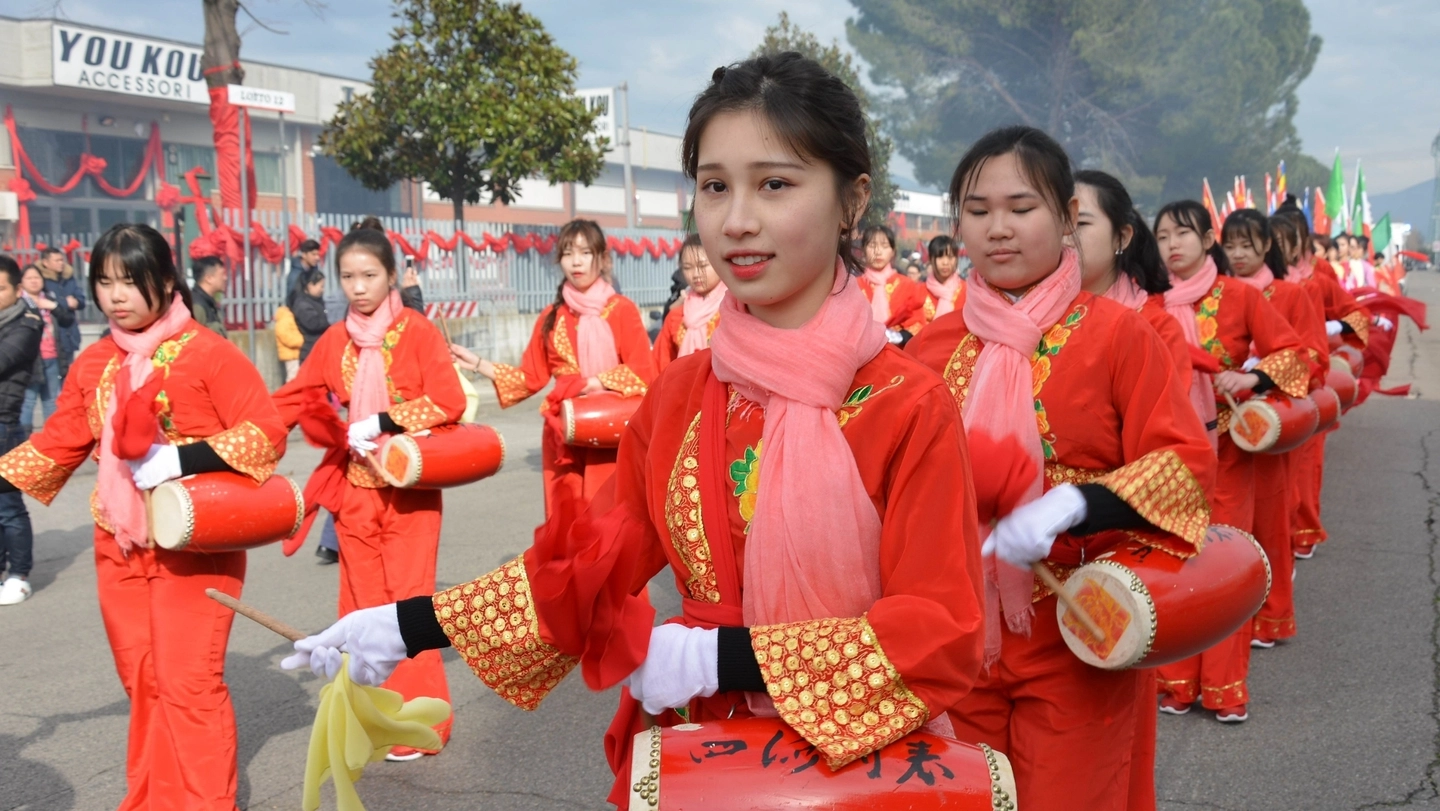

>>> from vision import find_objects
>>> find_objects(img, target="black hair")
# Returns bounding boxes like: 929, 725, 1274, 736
678, 233, 704, 267
0, 255, 21, 289
38, 246, 62, 260
1221, 209, 1287, 279
191, 256, 225, 285
1269, 212, 1308, 266
950, 126, 1074, 233
1154, 200, 1232, 276
542, 219, 612, 336
1074, 170, 1169, 294
861, 224, 896, 252
335, 228, 397, 278
287, 268, 326, 308
1355, 234, 1370, 249
89, 223, 192, 316
928, 234, 959, 259
351, 216, 385, 233
682, 51, 872, 275
298, 239, 321, 254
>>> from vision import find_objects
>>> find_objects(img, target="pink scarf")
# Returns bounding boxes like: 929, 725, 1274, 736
98, 295, 193, 552
710, 262, 887, 627
561, 278, 621, 378
1233, 265, 1274, 292
863, 266, 897, 324
963, 248, 1081, 663
678, 282, 727, 358
1164, 257, 1220, 445
1103, 274, 1149, 311
345, 289, 402, 424
1289, 257, 1314, 282
926, 272, 963, 318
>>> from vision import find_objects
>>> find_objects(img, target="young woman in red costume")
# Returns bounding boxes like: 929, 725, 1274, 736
273, 229, 466, 761
1071, 169, 1202, 811
1152, 201, 1307, 723
652, 233, 726, 373
1272, 210, 1367, 559
1220, 209, 1326, 649
450, 219, 656, 514
907, 128, 1214, 811
922, 234, 965, 323
857, 223, 929, 344
284, 52, 987, 808
0, 224, 287, 809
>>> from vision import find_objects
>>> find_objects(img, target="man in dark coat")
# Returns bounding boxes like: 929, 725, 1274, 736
0, 255, 42, 605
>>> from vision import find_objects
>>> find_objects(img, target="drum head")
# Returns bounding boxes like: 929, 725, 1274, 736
149, 480, 194, 551
985, 745, 1018, 809
1054, 562, 1157, 670
561, 399, 577, 445
378, 435, 421, 488
1229, 400, 1280, 453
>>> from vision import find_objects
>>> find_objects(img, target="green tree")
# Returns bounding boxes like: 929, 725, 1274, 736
848, 0, 1323, 206
752, 13, 897, 226
320, 0, 607, 230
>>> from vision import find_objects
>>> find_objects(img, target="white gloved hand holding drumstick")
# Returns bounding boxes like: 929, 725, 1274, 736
282, 604, 408, 687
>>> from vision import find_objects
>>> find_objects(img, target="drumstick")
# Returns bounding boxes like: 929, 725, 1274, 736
436, 310, 453, 345
364, 449, 387, 479
1031, 562, 1106, 642
143, 490, 155, 548
205, 588, 307, 642
1218, 388, 1241, 413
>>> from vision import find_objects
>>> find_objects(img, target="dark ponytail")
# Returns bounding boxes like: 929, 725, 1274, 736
1155, 200, 1232, 276
1074, 170, 1169, 294
1222, 209, 1287, 279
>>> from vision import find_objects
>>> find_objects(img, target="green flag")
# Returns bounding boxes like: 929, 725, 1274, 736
1350, 162, 1368, 235
1371, 213, 1392, 255
1324, 151, 1345, 235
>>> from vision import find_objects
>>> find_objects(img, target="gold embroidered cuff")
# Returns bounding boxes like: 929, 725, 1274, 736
0, 441, 72, 505
389, 396, 450, 432
1341, 310, 1370, 346
346, 459, 388, 489
435, 555, 578, 711
597, 365, 648, 398
1097, 449, 1210, 550
1255, 348, 1309, 398
751, 616, 928, 770
204, 422, 278, 482
491, 363, 532, 409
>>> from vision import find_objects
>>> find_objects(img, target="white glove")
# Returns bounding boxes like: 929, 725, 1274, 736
1375, 315, 1394, 331
885, 329, 905, 345
624, 625, 719, 716
127, 444, 181, 490
1240, 356, 1261, 372
1325, 320, 1344, 337
983, 484, 1089, 568
280, 604, 407, 686
347, 414, 383, 455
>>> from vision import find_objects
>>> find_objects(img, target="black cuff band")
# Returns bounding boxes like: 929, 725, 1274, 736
177, 442, 232, 476
378, 412, 402, 435
716, 626, 765, 694
1251, 370, 1276, 394
0, 477, 17, 495
1070, 483, 1149, 535
1339, 321, 1355, 335
396, 595, 451, 659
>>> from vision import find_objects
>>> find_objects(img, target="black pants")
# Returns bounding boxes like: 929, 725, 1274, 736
0, 423, 34, 578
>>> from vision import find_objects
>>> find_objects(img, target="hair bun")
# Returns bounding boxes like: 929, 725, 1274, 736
712, 66, 728, 83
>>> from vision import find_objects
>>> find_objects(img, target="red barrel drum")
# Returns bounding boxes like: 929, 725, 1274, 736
1227, 391, 1318, 454
1333, 344, 1364, 378
627, 717, 1015, 811
149, 472, 304, 553
1311, 386, 1341, 432
562, 392, 641, 448
378, 423, 506, 489
1326, 365, 1358, 411
1055, 525, 1271, 670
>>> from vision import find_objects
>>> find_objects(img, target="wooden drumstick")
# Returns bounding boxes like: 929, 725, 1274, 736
1031, 562, 1106, 642
436, 310, 453, 345
1219, 388, 1241, 413
364, 449, 387, 479
143, 490, 155, 548
206, 589, 307, 642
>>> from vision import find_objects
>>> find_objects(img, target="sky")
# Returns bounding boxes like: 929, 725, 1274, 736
6, 0, 1438, 195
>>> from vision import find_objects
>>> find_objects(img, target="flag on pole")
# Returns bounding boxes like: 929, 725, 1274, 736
1313, 187, 1329, 236
1324, 151, 1346, 236
1202, 178, 1222, 229
1371, 213, 1392, 258
1350, 161, 1371, 240
1265, 173, 1274, 214
1276, 160, 1288, 204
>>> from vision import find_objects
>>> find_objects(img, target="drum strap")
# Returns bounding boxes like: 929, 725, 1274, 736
699, 368, 743, 611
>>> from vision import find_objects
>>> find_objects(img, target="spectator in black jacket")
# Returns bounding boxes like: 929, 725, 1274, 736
190, 257, 228, 337
36, 247, 83, 381
287, 238, 322, 299
290, 268, 329, 363
0, 256, 42, 605
18, 265, 74, 433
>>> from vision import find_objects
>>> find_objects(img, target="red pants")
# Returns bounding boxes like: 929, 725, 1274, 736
1252, 451, 1295, 640
949, 597, 1141, 811
1156, 435, 1253, 709
1126, 669, 1157, 811
333, 484, 450, 729
95, 529, 244, 811
1290, 432, 1328, 551
541, 426, 616, 517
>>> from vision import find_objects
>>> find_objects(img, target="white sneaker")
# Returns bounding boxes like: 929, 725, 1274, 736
0, 576, 32, 605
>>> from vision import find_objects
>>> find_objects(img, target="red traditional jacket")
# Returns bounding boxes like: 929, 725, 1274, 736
908, 294, 1216, 596
921, 282, 967, 326
1305, 258, 1370, 346
492, 295, 657, 407
858, 274, 930, 333
1140, 294, 1193, 384
0, 320, 286, 528
272, 307, 466, 488
1190, 275, 1309, 431
1259, 279, 1328, 390
651, 306, 720, 374
431, 346, 985, 773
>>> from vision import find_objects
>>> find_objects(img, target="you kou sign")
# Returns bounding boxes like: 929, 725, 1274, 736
51, 23, 206, 104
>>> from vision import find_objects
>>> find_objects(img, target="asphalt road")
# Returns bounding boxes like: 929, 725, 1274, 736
3, 275, 1439, 811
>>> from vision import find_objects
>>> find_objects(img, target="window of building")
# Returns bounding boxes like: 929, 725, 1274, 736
165, 142, 282, 195
312, 154, 405, 216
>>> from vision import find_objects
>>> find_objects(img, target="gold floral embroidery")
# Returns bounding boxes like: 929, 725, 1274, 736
1044, 461, 1109, 489
346, 458, 388, 489
941, 333, 982, 411
600, 299, 620, 319
922, 297, 936, 322
1254, 348, 1309, 398
340, 319, 407, 401
0, 441, 71, 505
549, 312, 580, 375
88, 357, 120, 443
665, 413, 721, 603
204, 422, 278, 482
1097, 449, 1210, 550
836, 376, 905, 428
435, 556, 578, 711
390, 395, 450, 432
491, 363, 532, 409
1341, 310, 1370, 346
1031, 305, 1087, 459
1196, 284, 1232, 366
752, 617, 928, 769
597, 366, 648, 398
